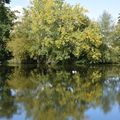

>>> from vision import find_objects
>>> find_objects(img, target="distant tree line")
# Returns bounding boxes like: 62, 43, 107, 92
0, 0, 120, 65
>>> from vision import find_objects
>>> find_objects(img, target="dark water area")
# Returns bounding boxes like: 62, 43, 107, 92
0, 64, 120, 120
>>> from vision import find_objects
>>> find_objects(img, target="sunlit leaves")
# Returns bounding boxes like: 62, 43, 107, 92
8, 0, 102, 64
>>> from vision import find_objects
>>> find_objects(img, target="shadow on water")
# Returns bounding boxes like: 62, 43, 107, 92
0, 64, 120, 120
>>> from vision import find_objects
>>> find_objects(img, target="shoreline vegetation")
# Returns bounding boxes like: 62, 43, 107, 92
0, 0, 120, 66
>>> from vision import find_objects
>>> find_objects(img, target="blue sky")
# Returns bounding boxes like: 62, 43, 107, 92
10, 0, 120, 21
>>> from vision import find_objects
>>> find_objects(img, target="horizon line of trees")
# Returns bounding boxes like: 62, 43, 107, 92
0, 0, 120, 65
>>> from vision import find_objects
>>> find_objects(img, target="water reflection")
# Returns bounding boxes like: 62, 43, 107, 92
0, 66, 17, 119
0, 65, 120, 120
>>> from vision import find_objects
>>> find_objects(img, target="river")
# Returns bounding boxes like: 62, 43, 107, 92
0, 65, 120, 120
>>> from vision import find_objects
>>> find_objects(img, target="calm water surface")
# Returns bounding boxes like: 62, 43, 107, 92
0, 65, 120, 120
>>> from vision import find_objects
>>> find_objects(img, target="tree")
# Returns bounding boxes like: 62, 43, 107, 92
4, 0, 10, 3
0, 0, 15, 63
111, 24, 120, 63
98, 11, 115, 63
7, 9, 33, 63
0, 0, 10, 4
118, 13, 120, 24
8, 0, 102, 65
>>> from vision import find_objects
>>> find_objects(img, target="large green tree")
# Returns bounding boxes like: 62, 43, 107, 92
0, 0, 15, 63
8, 0, 102, 65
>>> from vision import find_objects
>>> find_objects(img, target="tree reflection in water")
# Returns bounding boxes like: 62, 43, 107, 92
0, 65, 120, 120
0, 66, 17, 119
